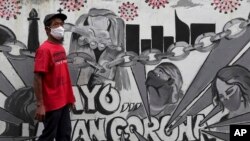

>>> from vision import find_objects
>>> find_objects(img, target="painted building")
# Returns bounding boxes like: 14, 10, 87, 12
1, 0, 250, 140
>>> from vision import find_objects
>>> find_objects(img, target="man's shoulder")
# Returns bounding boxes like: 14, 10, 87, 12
40, 40, 50, 47
40, 40, 63, 48
38, 41, 52, 50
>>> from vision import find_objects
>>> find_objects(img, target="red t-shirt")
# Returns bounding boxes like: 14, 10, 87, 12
34, 40, 75, 112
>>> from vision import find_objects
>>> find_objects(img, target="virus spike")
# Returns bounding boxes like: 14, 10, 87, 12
145, 0, 169, 9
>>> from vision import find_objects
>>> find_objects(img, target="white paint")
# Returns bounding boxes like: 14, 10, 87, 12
35, 122, 44, 138
0, 121, 6, 135
0, 92, 7, 108
0, 53, 25, 90
22, 123, 29, 137
72, 86, 84, 112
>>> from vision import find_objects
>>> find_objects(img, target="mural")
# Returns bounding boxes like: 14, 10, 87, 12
0, 0, 250, 140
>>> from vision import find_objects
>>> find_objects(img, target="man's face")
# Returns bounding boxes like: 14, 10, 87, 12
46, 18, 64, 42
49, 18, 64, 29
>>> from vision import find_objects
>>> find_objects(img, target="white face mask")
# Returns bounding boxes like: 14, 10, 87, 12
50, 26, 64, 40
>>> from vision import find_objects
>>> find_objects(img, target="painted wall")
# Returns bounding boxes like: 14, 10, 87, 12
1, 0, 250, 140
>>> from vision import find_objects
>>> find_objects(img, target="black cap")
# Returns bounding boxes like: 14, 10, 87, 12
43, 13, 67, 26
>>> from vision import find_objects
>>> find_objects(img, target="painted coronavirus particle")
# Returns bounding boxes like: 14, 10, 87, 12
118, 2, 138, 21
211, 0, 242, 14
0, 0, 22, 20
145, 0, 169, 9
60, 0, 87, 12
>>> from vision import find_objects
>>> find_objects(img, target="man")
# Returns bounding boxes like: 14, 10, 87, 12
33, 13, 75, 141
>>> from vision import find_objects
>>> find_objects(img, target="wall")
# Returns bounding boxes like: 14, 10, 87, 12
1, 0, 250, 140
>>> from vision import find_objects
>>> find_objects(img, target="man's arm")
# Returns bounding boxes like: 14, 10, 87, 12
33, 73, 45, 121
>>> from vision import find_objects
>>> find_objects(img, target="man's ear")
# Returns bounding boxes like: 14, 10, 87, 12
168, 78, 174, 85
45, 27, 50, 33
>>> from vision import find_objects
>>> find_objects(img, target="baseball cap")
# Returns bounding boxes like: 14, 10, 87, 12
43, 13, 67, 26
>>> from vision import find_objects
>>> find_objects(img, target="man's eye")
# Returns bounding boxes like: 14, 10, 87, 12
52, 23, 63, 27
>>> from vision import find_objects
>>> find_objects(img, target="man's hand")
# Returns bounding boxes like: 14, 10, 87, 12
34, 73, 45, 121
69, 103, 76, 111
35, 104, 45, 122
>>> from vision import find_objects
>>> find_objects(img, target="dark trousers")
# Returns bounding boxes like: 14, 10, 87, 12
38, 105, 72, 141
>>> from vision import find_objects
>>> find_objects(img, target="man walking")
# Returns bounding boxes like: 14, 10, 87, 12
34, 13, 75, 141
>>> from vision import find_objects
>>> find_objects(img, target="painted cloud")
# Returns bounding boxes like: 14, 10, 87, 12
171, 0, 202, 8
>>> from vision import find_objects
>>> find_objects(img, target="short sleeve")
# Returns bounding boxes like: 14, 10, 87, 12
34, 48, 50, 73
